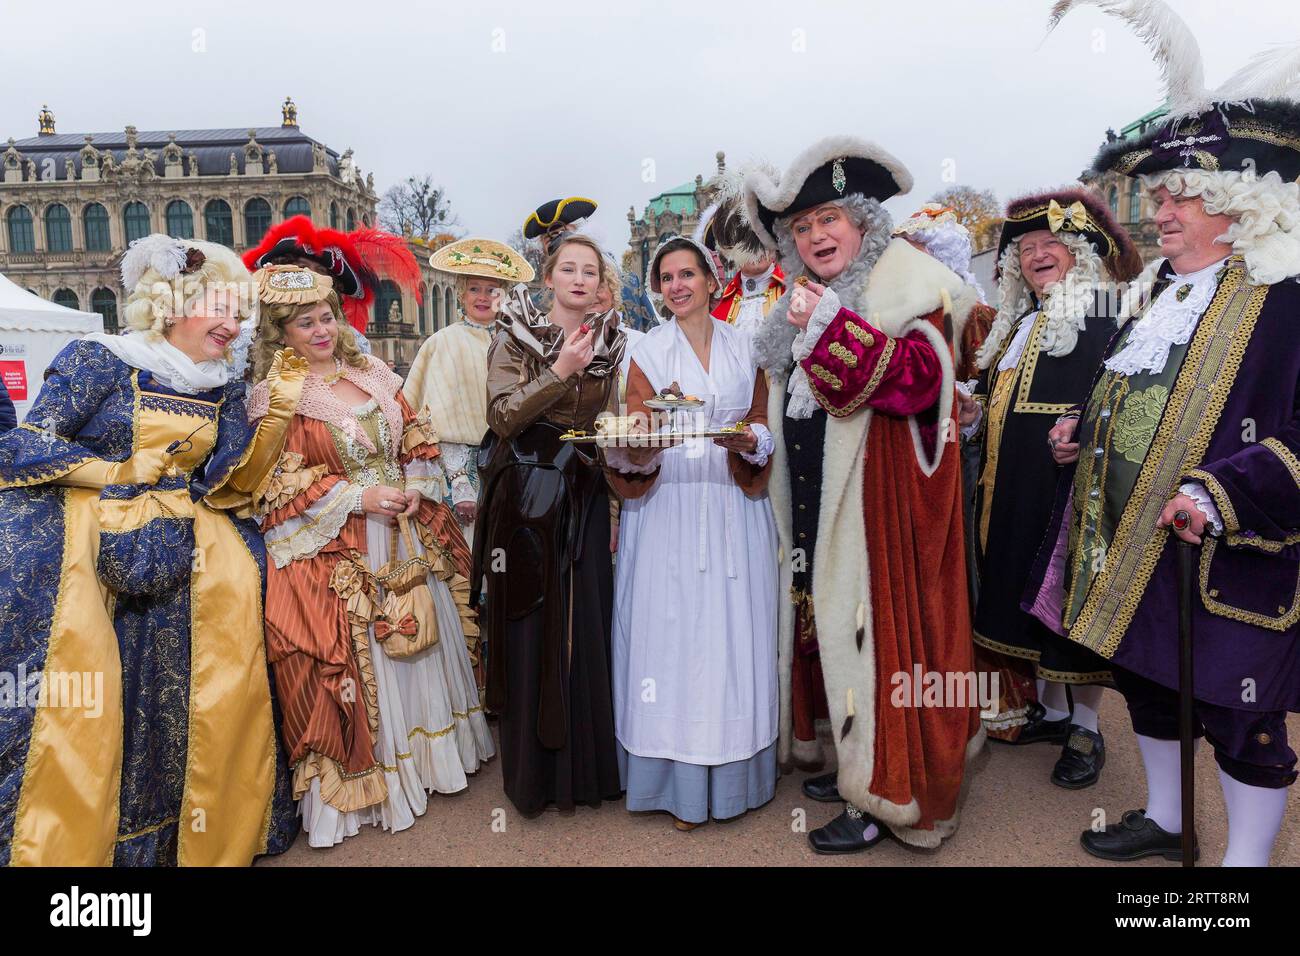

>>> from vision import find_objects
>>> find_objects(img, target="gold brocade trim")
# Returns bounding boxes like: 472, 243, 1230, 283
845, 321, 875, 349
1011, 311, 1073, 416
0, 425, 97, 489
116, 816, 180, 844
1199, 537, 1300, 631
1185, 468, 1241, 535
862, 337, 897, 402
972, 630, 1041, 662
972, 632, 1112, 684
1262, 437, 1300, 492
976, 366, 1018, 554
1113, 149, 1154, 176
1070, 263, 1266, 658
1225, 531, 1300, 553
1232, 122, 1300, 152
809, 364, 843, 391
828, 342, 859, 368
1191, 150, 1220, 171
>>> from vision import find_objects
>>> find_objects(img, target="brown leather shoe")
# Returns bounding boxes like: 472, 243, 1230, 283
673, 816, 703, 831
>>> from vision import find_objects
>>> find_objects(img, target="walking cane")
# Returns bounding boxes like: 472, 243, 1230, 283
1171, 509, 1196, 867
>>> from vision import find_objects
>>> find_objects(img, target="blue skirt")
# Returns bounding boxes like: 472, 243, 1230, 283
618, 741, 778, 824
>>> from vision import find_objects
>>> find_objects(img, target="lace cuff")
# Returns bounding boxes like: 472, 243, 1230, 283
1179, 481, 1224, 536
405, 455, 447, 502
791, 287, 843, 362
604, 444, 661, 475
739, 423, 774, 467
264, 481, 363, 568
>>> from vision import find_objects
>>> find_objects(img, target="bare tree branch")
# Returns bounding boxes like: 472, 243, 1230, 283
378, 175, 460, 239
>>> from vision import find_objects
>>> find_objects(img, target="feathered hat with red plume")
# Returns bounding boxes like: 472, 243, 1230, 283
242, 215, 422, 333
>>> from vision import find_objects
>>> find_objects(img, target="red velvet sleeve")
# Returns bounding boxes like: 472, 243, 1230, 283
799, 307, 942, 418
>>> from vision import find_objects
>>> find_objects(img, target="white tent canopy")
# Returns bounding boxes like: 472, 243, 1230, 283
0, 271, 103, 424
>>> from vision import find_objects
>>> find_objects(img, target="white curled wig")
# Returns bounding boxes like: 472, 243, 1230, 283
754, 193, 893, 374
976, 231, 1103, 370
908, 224, 986, 304
1139, 167, 1300, 286
120, 236, 255, 338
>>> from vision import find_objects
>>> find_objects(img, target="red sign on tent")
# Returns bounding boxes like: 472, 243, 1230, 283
0, 361, 28, 401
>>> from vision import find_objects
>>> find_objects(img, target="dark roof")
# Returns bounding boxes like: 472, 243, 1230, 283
6, 126, 343, 180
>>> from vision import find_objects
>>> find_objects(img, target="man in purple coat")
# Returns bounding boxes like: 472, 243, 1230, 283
1032, 1, 1300, 866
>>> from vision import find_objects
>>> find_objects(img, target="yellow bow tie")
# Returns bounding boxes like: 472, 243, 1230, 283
1046, 199, 1088, 234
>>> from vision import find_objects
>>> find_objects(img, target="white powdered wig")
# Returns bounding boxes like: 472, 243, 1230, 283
977, 231, 1102, 369
909, 224, 986, 304
1141, 167, 1300, 285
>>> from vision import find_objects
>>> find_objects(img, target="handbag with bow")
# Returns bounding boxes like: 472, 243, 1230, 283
373, 515, 440, 660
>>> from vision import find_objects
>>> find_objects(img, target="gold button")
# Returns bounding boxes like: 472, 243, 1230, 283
798, 504, 806, 511
1279, 606, 1289, 615
1258, 732, 1273, 746
799, 475, 806, 482
794, 443, 802, 451
1209, 589, 1220, 598
798, 532, 807, 540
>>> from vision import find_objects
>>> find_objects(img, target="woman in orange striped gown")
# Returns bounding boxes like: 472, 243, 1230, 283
248, 265, 494, 848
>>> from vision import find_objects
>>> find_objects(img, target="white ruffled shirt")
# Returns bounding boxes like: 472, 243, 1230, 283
1104, 258, 1226, 377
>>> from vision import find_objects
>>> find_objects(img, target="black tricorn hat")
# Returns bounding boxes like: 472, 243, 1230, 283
996, 187, 1143, 283
523, 197, 598, 240
742, 136, 913, 250
1092, 100, 1300, 182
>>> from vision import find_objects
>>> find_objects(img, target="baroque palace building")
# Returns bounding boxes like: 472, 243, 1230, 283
1080, 104, 1168, 264
625, 150, 726, 282
0, 100, 454, 373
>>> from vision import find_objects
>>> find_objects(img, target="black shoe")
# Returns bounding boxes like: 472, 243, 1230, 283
996, 700, 1071, 746
1080, 809, 1199, 862
801, 771, 841, 803
1051, 725, 1105, 789
808, 807, 890, 855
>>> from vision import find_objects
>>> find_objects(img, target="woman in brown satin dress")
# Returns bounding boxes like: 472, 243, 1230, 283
477, 234, 626, 815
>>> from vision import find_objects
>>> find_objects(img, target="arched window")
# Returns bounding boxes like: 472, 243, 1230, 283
52, 288, 79, 310
91, 287, 118, 333
431, 284, 442, 330
373, 279, 402, 327
1127, 178, 1142, 224
83, 203, 110, 251
204, 199, 233, 247
6, 205, 34, 253
445, 287, 454, 327
165, 200, 194, 239
284, 196, 310, 219
417, 283, 428, 333
244, 198, 272, 246
346, 207, 356, 232
1108, 186, 1119, 219
123, 201, 151, 244
44, 204, 72, 252
330, 201, 340, 230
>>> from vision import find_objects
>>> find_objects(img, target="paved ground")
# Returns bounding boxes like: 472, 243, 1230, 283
259, 692, 1300, 866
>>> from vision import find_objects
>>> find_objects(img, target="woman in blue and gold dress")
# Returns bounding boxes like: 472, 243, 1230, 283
0, 235, 300, 866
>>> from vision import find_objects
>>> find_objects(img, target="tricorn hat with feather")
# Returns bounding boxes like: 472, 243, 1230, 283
1049, 0, 1300, 181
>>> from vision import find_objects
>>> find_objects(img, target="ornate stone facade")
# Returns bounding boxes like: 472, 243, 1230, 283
624, 151, 726, 281
1079, 105, 1168, 264
0, 100, 378, 338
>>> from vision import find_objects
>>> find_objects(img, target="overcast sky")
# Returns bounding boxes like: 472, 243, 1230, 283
3, 0, 1298, 256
